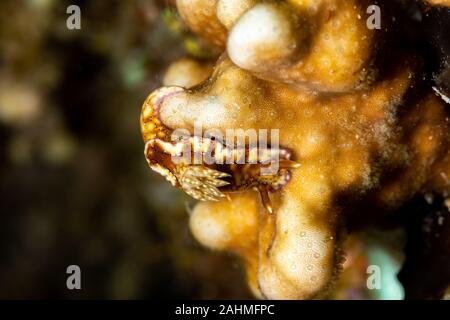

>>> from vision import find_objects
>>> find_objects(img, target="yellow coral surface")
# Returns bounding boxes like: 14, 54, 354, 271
142, 0, 450, 299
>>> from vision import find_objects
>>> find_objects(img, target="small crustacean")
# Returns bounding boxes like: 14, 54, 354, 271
140, 86, 300, 213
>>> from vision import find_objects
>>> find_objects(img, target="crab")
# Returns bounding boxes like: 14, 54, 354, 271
141, 86, 301, 212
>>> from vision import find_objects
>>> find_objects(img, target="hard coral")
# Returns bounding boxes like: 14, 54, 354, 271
141, 0, 450, 299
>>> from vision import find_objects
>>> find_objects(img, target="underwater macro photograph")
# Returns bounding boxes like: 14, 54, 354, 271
0, 0, 449, 309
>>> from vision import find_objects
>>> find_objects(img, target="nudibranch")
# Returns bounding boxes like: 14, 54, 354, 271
141, 0, 450, 299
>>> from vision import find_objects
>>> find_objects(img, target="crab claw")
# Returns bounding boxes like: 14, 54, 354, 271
179, 166, 231, 201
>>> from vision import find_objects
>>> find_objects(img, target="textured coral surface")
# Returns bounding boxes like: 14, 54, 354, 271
142, 0, 450, 299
